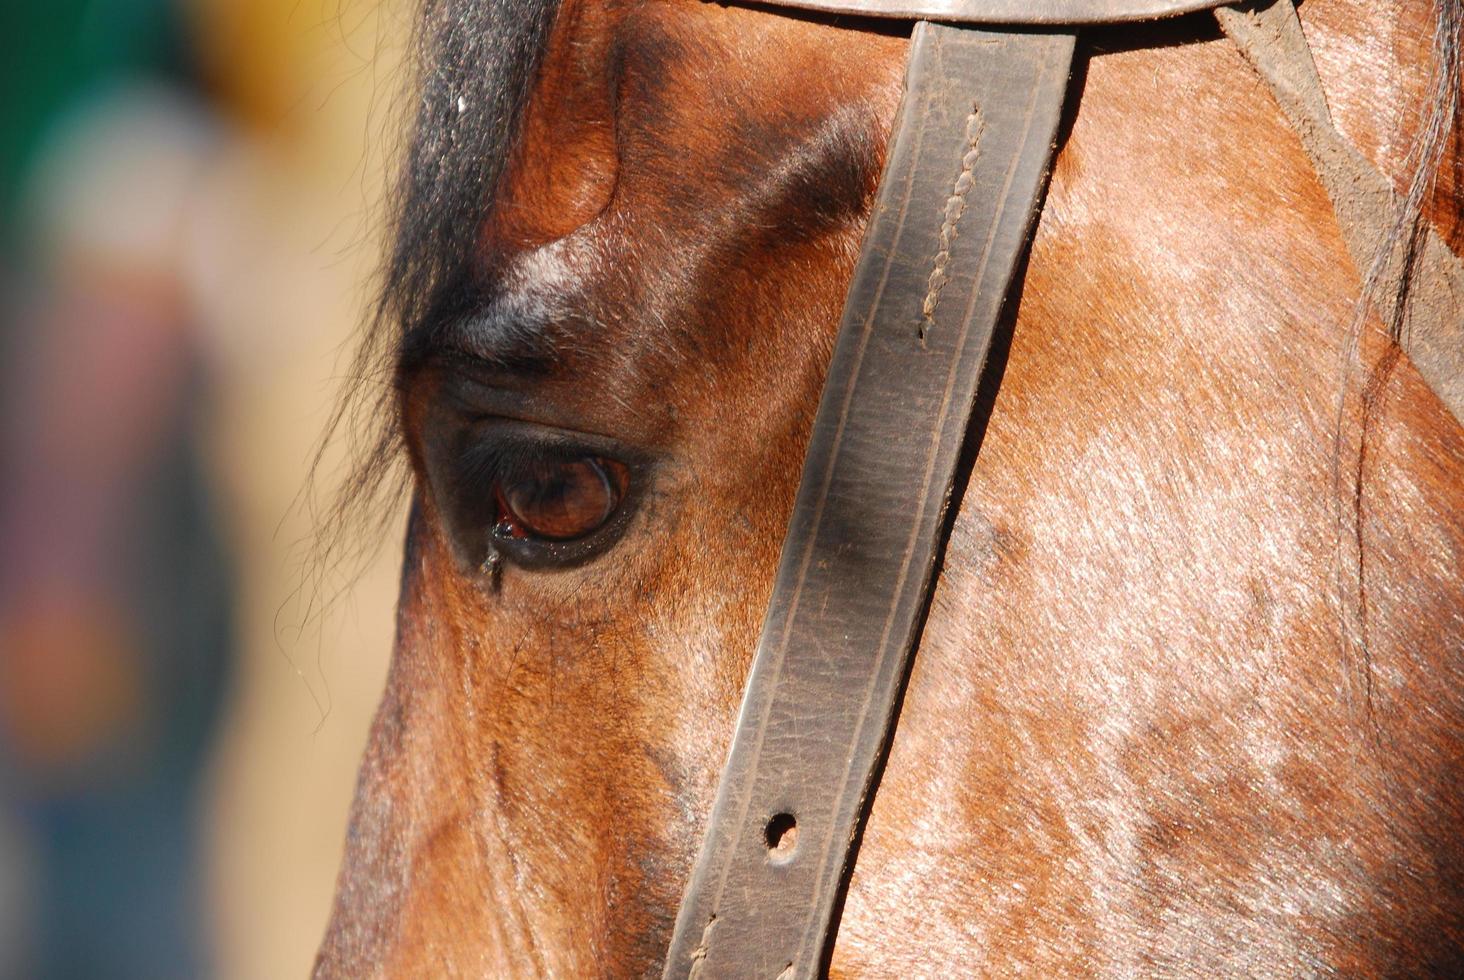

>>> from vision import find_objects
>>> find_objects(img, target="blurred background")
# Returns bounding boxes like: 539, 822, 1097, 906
0, 0, 411, 976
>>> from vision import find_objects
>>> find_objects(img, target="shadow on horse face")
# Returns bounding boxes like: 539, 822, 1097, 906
317, 0, 1464, 974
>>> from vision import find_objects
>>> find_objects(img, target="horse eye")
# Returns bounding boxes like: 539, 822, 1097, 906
496, 456, 626, 542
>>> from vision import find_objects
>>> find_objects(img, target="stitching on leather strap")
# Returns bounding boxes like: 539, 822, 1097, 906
921, 108, 984, 342
686, 914, 715, 979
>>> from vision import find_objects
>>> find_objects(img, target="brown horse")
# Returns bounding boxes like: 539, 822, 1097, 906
315, 0, 1464, 973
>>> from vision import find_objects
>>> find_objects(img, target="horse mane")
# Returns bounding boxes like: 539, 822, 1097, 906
308, 0, 1461, 602
306, 0, 560, 585
1340, 0, 1461, 697
1366, 0, 1461, 347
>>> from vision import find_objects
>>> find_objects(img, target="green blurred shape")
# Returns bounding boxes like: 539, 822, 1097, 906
0, 0, 189, 236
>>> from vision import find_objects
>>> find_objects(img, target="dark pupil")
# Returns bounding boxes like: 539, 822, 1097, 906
500, 456, 618, 541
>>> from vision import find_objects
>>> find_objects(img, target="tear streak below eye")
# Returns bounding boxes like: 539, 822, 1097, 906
497, 456, 626, 541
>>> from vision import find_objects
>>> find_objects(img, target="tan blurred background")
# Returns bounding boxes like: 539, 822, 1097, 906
0, 1, 412, 976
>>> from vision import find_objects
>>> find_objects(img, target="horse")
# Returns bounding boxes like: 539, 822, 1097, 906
313, 0, 1464, 973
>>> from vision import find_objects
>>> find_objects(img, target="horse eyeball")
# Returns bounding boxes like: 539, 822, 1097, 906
497, 456, 625, 541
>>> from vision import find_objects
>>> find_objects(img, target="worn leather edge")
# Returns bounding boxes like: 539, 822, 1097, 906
1217, 0, 1464, 424
727, 0, 1229, 25
662, 23, 1076, 980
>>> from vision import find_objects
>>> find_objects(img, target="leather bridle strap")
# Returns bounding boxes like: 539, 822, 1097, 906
740, 0, 1221, 22
662, 24, 1075, 979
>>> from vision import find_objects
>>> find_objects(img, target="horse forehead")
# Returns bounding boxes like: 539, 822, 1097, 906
489, 0, 903, 248
472, 0, 906, 407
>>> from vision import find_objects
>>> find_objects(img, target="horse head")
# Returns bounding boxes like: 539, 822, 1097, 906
317, 0, 1464, 973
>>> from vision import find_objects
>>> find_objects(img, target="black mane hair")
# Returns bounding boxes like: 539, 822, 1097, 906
308, 0, 560, 579
1341, 0, 1462, 719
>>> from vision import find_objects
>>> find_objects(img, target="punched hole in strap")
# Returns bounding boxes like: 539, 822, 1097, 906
764, 812, 798, 864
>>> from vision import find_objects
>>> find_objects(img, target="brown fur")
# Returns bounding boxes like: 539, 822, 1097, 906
316, 0, 1464, 974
